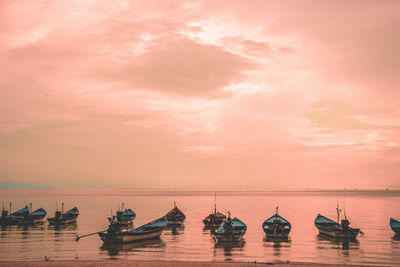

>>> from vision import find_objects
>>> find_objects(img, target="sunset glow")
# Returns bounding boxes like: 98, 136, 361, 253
1, 0, 399, 189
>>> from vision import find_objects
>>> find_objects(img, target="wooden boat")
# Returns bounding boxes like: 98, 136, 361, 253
262, 207, 291, 238
213, 212, 246, 242
99, 217, 167, 244
165, 202, 185, 226
48, 204, 79, 225
203, 193, 226, 227
390, 218, 400, 234
314, 203, 361, 239
203, 211, 226, 227
15, 204, 47, 225
0, 203, 20, 226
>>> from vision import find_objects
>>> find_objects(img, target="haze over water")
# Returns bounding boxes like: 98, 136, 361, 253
1, 189, 399, 266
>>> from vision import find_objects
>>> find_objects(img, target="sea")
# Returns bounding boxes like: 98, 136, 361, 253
0, 189, 399, 266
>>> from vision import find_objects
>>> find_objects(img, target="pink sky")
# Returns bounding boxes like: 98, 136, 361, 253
1, 0, 399, 189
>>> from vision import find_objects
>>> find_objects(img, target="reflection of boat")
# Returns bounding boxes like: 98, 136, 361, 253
263, 236, 291, 245
262, 207, 291, 238
49, 222, 78, 231
0, 202, 18, 226
263, 236, 291, 256
99, 217, 167, 244
317, 233, 359, 250
393, 233, 400, 241
165, 224, 185, 235
214, 239, 246, 250
390, 218, 400, 234
101, 237, 165, 255
165, 203, 185, 226
203, 193, 226, 228
48, 204, 79, 225
213, 212, 246, 242
314, 203, 361, 239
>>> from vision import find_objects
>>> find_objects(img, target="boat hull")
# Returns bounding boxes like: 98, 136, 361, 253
213, 233, 244, 242
17, 216, 46, 225
390, 218, 400, 234
99, 228, 164, 244
117, 220, 133, 226
316, 227, 359, 239
263, 230, 290, 238
0, 217, 18, 226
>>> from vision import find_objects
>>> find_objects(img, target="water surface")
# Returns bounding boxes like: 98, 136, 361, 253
0, 189, 399, 266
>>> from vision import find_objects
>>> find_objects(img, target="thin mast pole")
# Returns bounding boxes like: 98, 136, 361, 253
214, 192, 216, 214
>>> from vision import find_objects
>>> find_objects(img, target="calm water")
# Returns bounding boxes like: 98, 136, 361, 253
0, 189, 400, 266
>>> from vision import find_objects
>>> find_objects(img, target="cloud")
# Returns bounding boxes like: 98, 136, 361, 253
218, 36, 272, 57
308, 100, 399, 130
97, 36, 255, 97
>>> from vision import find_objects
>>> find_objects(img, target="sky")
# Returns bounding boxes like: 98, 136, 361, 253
0, 0, 400, 189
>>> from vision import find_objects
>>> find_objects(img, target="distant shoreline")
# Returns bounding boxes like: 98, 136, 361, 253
1, 188, 400, 197
0, 260, 368, 267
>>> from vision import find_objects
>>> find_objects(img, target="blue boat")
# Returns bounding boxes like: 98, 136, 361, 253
17, 207, 47, 225
48, 204, 79, 225
115, 208, 136, 226
213, 212, 247, 242
315, 204, 361, 239
390, 218, 400, 234
165, 202, 186, 226
203, 193, 226, 228
262, 207, 291, 238
14, 205, 47, 225
0, 203, 27, 226
108, 203, 136, 227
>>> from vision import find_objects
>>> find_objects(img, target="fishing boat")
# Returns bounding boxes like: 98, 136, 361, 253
314, 203, 361, 239
48, 203, 79, 225
99, 217, 167, 244
110, 203, 136, 226
213, 212, 247, 242
262, 207, 291, 238
16, 204, 47, 225
203, 193, 226, 227
165, 202, 186, 226
390, 218, 400, 234
0, 202, 19, 226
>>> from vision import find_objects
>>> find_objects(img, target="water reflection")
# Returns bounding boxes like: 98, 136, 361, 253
17, 224, 45, 232
1, 190, 400, 265
0, 225, 14, 237
316, 234, 360, 251
202, 226, 217, 236
100, 238, 165, 256
203, 225, 219, 231
214, 240, 246, 261
1, 225, 14, 231
392, 233, 400, 241
391, 234, 400, 263
263, 237, 291, 256
48, 222, 78, 231
165, 225, 185, 236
